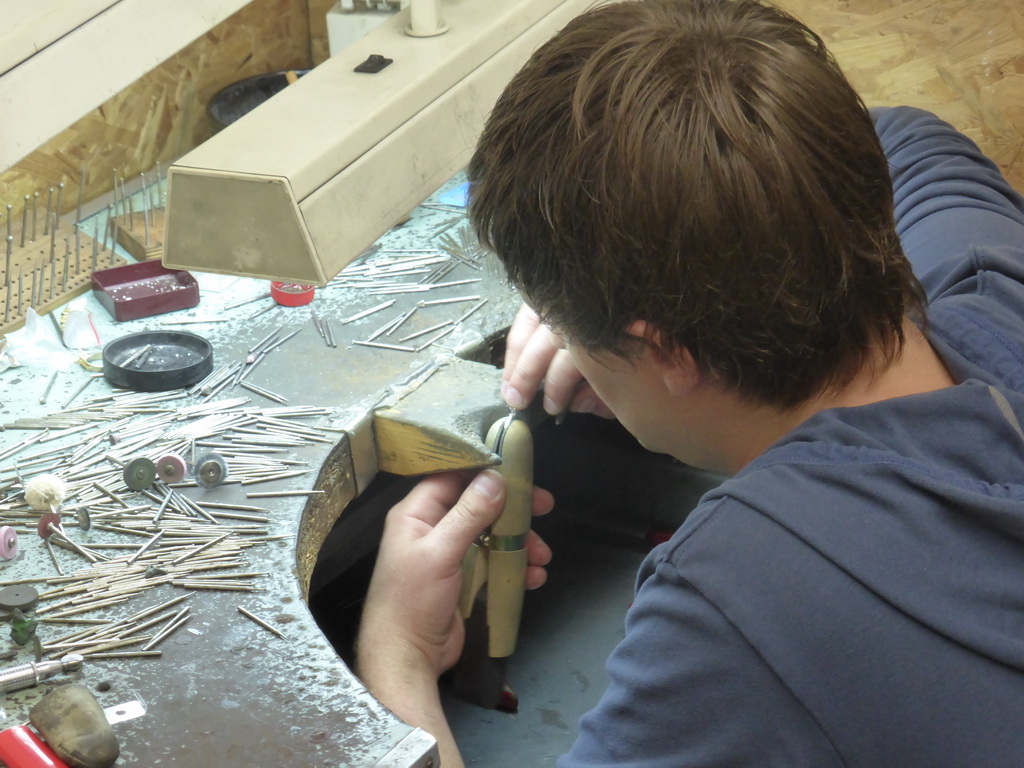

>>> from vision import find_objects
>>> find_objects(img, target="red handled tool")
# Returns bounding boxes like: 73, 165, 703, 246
0, 697, 143, 768
0, 726, 69, 768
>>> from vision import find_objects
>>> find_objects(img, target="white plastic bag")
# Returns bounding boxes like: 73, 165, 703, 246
3, 308, 81, 370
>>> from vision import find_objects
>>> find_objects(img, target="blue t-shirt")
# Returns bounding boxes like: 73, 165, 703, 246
560, 107, 1024, 767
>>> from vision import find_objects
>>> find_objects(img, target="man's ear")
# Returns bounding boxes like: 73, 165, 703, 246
626, 320, 700, 397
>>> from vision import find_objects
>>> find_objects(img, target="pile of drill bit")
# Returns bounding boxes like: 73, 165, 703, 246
0, 391, 339, 657
1, 172, 125, 334
312, 215, 509, 354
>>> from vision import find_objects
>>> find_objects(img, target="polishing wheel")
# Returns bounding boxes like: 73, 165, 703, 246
195, 453, 228, 489
37, 513, 62, 540
76, 509, 92, 532
123, 457, 157, 491
156, 453, 187, 484
0, 526, 18, 561
0, 585, 39, 612
23, 474, 67, 511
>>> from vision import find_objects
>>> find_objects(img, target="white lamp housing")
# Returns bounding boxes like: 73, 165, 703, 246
163, 0, 599, 285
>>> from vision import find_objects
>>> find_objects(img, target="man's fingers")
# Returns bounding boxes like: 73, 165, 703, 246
430, 470, 507, 560
524, 527, 552, 591
503, 304, 542, 377
525, 565, 549, 590
389, 473, 467, 529
532, 486, 555, 517
540, 349, 587, 415
503, 323, 564, 409
502, 302, 596, 417
525, 529, 552, 568
568, 382, 615, 419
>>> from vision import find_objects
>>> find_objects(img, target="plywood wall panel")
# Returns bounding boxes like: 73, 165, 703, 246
778, 0, 1024, 192
1, 0, 1020, 219
0, 0, 311, 217
309, 0, 337, 65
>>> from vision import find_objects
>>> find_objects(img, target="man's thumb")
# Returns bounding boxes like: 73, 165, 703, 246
436, 470, 506, 553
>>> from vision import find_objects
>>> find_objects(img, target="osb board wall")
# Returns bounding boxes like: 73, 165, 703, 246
777, 0, 1023, 192
0, 0, 312, 216
2, 0, 1021, 215
309, 0, 337, 66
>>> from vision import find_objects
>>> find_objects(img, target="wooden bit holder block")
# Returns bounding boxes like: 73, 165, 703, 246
1, 219, 128, 336
113, 208, 165, 262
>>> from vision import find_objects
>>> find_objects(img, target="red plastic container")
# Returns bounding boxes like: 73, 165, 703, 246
270, 281, 315, 306
92, 261, 199, 321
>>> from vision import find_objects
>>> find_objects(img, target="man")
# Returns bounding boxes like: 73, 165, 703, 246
356, 0, 1024, 765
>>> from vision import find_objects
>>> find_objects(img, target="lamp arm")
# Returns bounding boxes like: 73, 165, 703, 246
408, 0, 449, 37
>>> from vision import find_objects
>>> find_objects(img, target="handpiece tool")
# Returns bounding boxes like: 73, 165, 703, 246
450, 410, 534, 711
459, 410, 534, 657
0, 655, 84, 694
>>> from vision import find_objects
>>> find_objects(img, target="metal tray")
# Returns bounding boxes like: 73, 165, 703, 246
92, 260, 199, 321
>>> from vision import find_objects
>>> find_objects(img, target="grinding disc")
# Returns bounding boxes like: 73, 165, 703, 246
195, 453, 228, 489
0, 526, 18, 561
123, 457, 157, 491
37, 512, 62, 540
0, 585, 39, 612
156, 453, 187, 484
76, 509, 92, 532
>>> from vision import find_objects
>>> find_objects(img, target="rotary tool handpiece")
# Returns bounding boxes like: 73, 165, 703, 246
457, 413, 534, 663
482, 416, 534, 658
0, 655, 84, 694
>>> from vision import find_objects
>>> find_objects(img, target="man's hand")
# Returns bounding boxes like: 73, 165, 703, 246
356, 471, 553, 768
503, 304, 614, 418
356, 472, 552, 720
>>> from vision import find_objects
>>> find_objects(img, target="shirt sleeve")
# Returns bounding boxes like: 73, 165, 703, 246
557, 559, 843, 768
871, 106, 1024, 299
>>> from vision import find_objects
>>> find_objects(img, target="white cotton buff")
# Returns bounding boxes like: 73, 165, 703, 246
24, 473, 67, 510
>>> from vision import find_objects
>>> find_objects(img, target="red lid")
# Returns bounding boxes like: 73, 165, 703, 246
271, 282, 315, 306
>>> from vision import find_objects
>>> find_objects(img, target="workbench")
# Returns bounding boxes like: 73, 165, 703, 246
0, 179, 523, 767
0, 170, 726, 766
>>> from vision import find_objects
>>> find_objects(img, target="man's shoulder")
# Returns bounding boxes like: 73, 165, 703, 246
641, 383, 1024, 685
649, 382, 1024, 600
928, 250, 1024, 390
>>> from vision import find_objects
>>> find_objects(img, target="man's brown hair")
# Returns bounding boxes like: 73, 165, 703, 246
469, 0, 924, 408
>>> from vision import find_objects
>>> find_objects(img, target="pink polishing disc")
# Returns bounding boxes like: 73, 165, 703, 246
156, 453, 187, 483
0, 526, 18, 561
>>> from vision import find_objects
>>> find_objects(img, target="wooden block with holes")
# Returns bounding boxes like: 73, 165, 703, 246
113, 208, 165, 261
1, 225, 127, 336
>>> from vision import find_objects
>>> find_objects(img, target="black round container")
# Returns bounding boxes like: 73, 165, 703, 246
103, 331, 214, 392
208, 70, 311, 130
